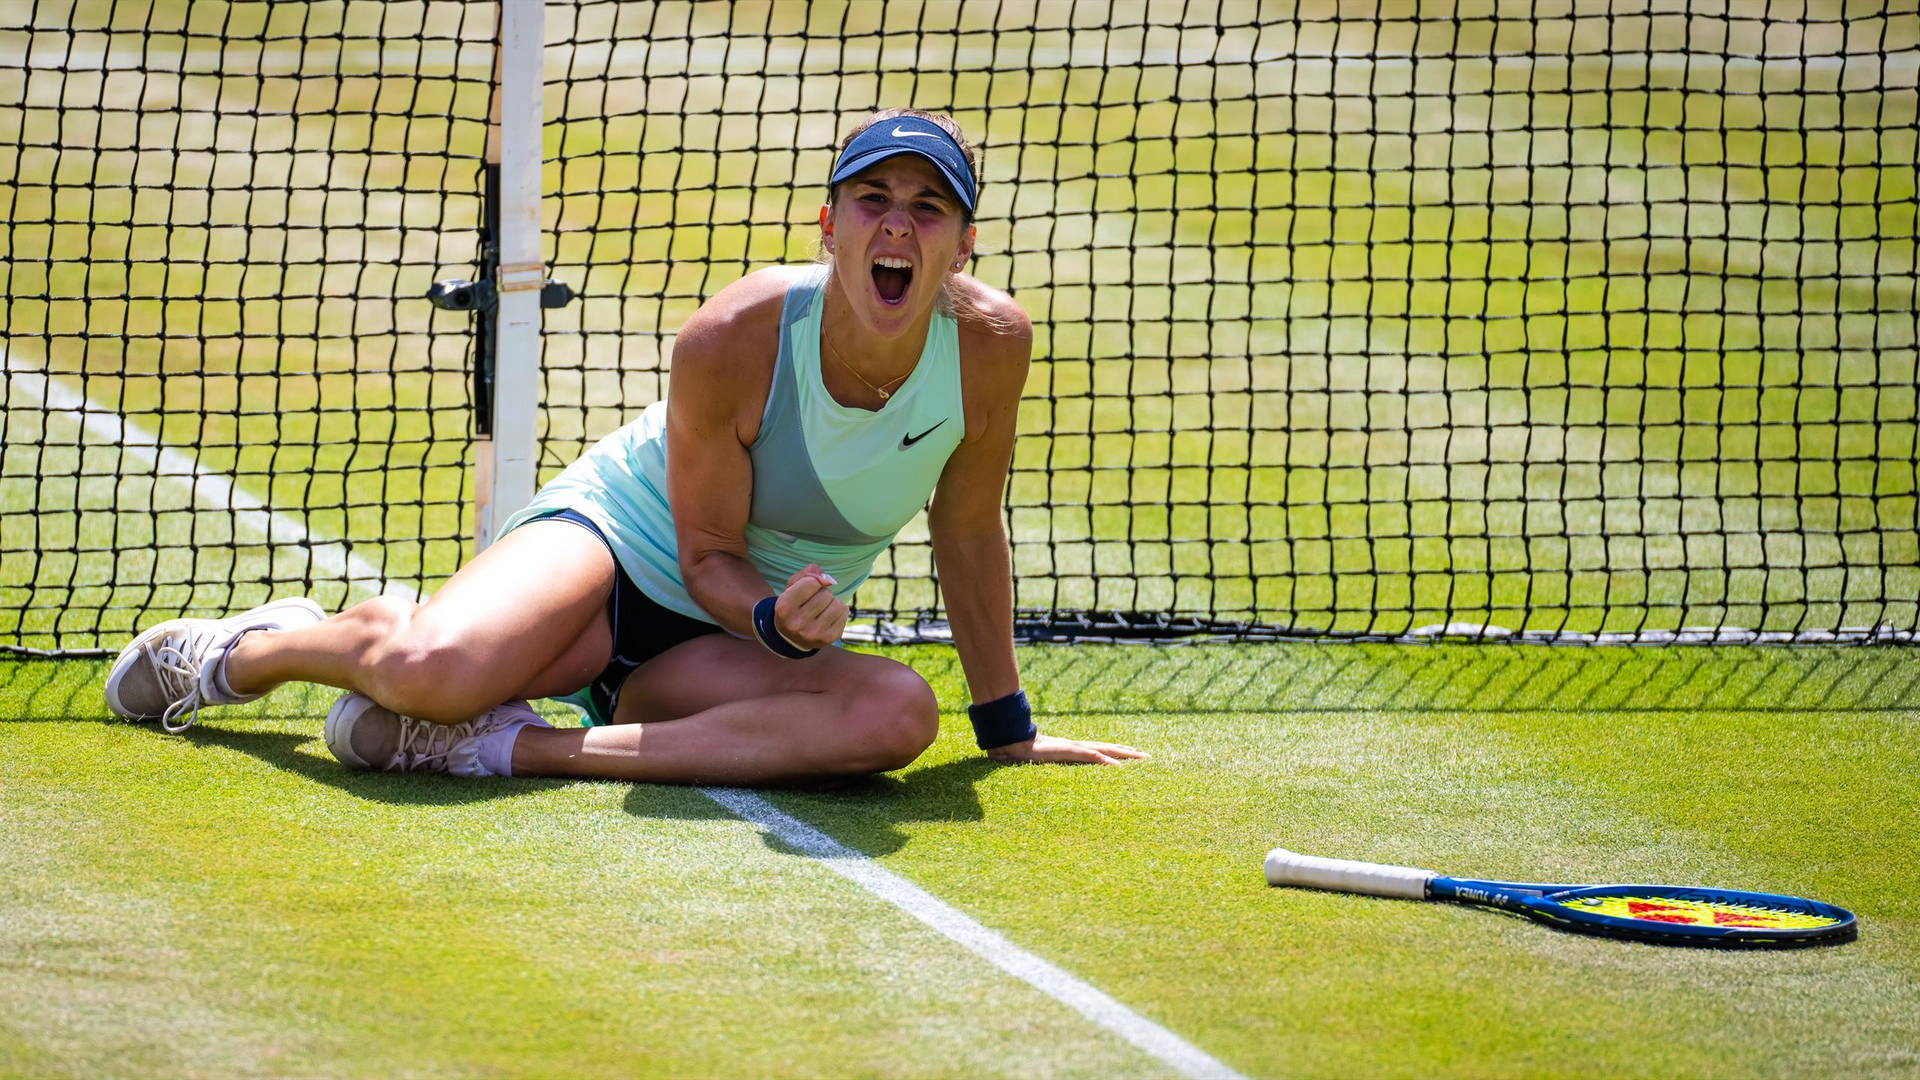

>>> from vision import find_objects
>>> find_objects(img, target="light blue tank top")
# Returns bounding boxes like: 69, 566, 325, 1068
501, 264, 966, 622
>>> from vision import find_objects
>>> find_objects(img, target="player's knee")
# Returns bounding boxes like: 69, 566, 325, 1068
847, 664, 938, 773
351, 592, 417, 638
364, 617, 484, 720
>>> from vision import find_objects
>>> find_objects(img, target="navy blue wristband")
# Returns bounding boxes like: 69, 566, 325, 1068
752, 596, 818, 659
968, 689, 1038, 750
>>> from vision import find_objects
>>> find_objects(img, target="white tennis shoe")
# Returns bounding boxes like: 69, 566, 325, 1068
324, 693, 549, 777
103, 596, 327, 732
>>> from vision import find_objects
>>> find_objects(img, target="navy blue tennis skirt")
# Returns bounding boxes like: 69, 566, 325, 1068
527, 507, 724, 725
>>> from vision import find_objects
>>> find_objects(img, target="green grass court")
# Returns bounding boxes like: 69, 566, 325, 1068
4, 644, 1918, 1077
6, 3, 1920, 1076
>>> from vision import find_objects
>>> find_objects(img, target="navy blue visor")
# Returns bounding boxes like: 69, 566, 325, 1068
828, 116, 977, 213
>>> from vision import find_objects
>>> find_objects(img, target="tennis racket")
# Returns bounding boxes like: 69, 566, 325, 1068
1264, 848, 1856, 947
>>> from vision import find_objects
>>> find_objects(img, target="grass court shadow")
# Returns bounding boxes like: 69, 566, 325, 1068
0, 660, 976, 833
174, 721, 595, 809
20, 648, 1915, 727
0, 659, 113, 720
0, 665, 582, 809
686, 756, 1001, 859
903, 643, 1920, 716
187, 699, 731, 822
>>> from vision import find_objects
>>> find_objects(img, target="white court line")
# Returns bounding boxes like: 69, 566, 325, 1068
702, 787, 1248, 1080
2, 353, 394, 598
7, 350, 1245, 1079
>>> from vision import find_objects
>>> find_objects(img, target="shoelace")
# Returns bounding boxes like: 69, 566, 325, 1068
152, 636, 209, 733
393, 713, 478, 772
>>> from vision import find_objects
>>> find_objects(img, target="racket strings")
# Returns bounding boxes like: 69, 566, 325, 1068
1559, 895, 1841, 930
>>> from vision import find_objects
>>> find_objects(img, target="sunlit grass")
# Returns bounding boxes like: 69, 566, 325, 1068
4, 644, 1918, 1077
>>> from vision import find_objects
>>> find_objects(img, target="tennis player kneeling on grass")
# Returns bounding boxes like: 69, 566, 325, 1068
104, 109, 1145, 784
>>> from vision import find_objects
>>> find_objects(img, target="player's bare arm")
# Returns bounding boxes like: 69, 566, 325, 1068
667, 269, 845, 648
931, 280, 1146, 765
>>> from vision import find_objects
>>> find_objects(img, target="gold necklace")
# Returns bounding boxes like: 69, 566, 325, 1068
823, 338, 912, 401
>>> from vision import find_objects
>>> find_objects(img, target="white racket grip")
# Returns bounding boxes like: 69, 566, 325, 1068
1264, 848, 1436, 899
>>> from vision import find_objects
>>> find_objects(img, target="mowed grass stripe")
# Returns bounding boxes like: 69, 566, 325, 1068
1, 347, 467, 649
9, 404, 1220, 1074
3, 352, 397, 604
703, 786, 1248, 1080
0, 785, 324, 1079
756, 644, 1920, 1079
0, 684, 1167, 1079
4, 647, 1919, 1077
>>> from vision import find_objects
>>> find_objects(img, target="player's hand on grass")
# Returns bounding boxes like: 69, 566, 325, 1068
987, 733, 1148, 766
775, 564, 848, 651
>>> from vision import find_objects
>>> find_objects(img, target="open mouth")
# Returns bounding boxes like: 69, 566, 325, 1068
872, 256, 913, 305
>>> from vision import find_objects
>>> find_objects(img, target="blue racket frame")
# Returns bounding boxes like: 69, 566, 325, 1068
1430, 877, 1859, 947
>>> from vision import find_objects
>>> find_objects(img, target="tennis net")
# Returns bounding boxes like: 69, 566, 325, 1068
1, 1, 489, 656
539, 1, 1918, 643
4, 1, 1916, 656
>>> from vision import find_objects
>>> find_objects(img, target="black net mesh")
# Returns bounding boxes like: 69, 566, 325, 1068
6, 1, 1918, 656
540, 1, 1919, 643
1, 0, 490, 656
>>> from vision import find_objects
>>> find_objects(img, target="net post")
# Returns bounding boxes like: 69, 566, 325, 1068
477, 0, 545, 551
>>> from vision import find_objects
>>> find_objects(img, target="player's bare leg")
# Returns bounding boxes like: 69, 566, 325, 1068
507, 634, 939, 784
220, 521, 618, 724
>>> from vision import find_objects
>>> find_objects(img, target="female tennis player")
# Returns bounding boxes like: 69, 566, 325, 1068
104, 109, 1144, 783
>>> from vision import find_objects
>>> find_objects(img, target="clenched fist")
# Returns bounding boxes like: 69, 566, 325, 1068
773, 564, 848, 651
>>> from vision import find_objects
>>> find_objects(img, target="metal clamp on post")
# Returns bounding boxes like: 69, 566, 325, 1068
429, 277, 573, 312
428, 278, 494, 312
